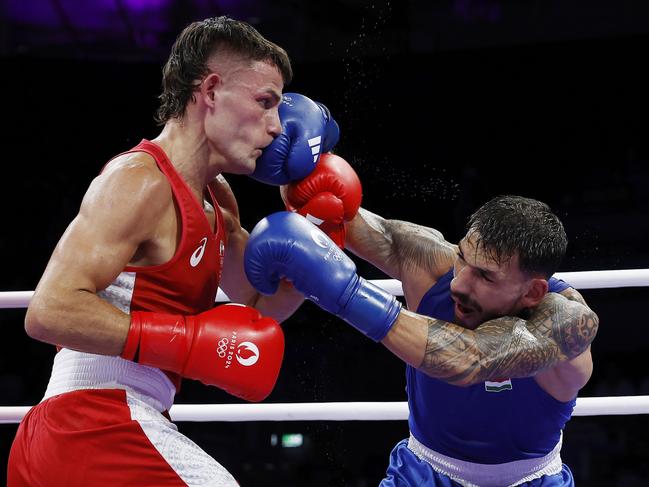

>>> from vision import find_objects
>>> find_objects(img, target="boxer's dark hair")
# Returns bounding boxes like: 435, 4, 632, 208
156, 16, 292, 124
466, 195, 567, 279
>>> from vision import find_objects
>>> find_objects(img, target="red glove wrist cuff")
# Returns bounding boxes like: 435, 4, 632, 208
121, 313, 142, 361
127, 311, 191, 374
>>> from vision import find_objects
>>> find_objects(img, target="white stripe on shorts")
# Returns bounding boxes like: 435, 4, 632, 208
126, 391, 239, 487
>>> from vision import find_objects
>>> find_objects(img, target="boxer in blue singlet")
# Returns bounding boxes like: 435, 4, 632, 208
245, 193, 599, 486
345, 195, 596, 486
380, 270, 577, 486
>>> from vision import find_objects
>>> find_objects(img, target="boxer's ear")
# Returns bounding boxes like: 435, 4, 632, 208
200, 73, 221, 106
520, 278, 548, 308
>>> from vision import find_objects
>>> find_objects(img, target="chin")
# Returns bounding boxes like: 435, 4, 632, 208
234, 157, 256, 175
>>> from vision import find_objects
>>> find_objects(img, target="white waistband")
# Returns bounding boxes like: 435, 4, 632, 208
42, 348, 176, 412
407, 433, 563, 487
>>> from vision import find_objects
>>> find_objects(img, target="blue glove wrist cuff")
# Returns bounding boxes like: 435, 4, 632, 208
342, 278, 402, 342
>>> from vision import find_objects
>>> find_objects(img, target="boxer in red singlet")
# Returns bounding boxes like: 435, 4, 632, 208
7, 16, 337, 487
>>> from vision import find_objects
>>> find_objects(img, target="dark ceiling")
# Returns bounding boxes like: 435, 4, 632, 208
3, 0, 649, 61
2, 3, 649, 486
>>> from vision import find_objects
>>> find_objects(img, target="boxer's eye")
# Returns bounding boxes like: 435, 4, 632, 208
258, 96, 277, 109
480, 271, 494, 283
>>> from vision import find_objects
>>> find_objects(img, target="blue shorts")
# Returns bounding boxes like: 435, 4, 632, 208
379, 439, 575, 487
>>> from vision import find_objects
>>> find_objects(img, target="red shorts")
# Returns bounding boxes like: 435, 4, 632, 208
7, 389, 238, 487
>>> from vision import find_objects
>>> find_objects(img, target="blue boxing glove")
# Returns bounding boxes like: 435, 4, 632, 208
251, 93, 340, 185
244, 212, 401, 341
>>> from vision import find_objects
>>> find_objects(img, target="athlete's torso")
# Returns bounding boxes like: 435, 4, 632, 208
110, 140, 226, 316
43, 140, 227, 410
407, 270, 575, 464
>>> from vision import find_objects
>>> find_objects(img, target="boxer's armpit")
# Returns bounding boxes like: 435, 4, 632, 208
419, 294, 599, 385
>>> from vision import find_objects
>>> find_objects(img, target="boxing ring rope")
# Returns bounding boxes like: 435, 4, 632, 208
1, 396, 649, 424
1, 269, 648, 309
1, 268, 648, 424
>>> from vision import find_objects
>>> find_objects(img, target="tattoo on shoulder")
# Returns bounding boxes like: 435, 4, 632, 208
559, 287, 587, 305
387, 220, 455, 275
534, 293, 598, 358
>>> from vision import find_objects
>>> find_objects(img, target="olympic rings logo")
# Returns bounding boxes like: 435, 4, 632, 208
216, 338, 229, 358
311, 229, 330, 249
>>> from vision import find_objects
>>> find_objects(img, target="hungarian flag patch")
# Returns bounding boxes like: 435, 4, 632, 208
484, 378, 513, 392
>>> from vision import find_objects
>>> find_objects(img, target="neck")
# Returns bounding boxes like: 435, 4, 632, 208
151, 118, 224, 194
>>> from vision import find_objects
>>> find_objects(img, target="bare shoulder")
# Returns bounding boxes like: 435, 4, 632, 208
346, 208, 457, 310
99, 152, 169, 202
558, 286, 588, 306
83, 152, 172, 240
528, 292, 599, 359
101, 152, 169, 193
386, 218, 457, 309
348, 209, 457, 279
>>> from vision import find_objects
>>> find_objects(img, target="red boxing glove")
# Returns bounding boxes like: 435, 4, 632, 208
284, 152, 362, 248
122, 304, 284, 402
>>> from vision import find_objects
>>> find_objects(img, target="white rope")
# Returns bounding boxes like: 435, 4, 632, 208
553, 269, 649, 290
0, 291, 33, 309
1, 396, 648, 424
0, 289, 230, 309
1, 270, 646, 422
1, 269, 647, 309
0, 407, 32, 425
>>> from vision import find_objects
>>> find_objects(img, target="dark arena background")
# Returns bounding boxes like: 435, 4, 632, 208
1, 1, 649, 485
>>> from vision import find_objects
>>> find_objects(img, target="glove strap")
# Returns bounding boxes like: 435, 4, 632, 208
124, 311, 192, 374
121, 314, 142, 361
341, 278, 402, 342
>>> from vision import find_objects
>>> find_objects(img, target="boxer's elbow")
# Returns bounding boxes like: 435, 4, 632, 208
25, 292, 66, 343
444, 372, 480, 388
419, 368, 477, 387
418, 354, 482, 387
25, 300, 49, 342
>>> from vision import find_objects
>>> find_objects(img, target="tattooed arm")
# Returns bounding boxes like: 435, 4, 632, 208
382, 292, 599, 387
346, 208, 457, 308
533, 286, 595, 400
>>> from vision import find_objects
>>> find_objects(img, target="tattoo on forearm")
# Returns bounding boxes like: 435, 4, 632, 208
421, 293, 599, 385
